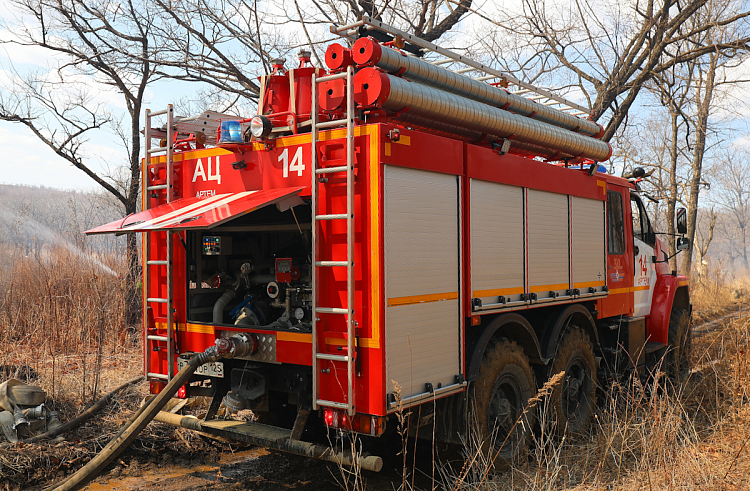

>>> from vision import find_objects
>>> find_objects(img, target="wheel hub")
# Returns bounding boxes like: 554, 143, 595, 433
488, 376, 522, 446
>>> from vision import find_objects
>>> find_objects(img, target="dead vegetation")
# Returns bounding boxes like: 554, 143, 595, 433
0, 247, 224, 490
434, 274, 750, 491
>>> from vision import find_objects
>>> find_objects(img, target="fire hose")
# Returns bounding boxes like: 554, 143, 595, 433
49, 336, 252, 491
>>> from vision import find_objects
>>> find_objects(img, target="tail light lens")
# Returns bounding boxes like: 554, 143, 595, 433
149, 380, 166, 395
322, 409, 385, 436
176, 385, 187, 399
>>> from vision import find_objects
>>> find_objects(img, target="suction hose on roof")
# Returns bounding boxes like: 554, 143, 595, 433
49, 336, 254, 491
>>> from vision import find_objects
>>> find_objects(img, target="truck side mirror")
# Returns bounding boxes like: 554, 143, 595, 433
676, 207, 687, 234
677, 237, 690, 251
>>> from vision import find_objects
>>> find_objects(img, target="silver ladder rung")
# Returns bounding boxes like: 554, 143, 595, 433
149, 108, 169, 117
147, 372, 169, 380
431, 58, 454, 65
146, 147, 167, 154
315, 166, 348, 174
316, 400, 351, 410
147, 260, 168, 265
317, 72, 348, 83
147, 335, 169, 342
147, 184, 167, 191
317, 119, 347, 130
316, 307, 349, 314
316, 214, 347, 220
315, 261, 348, 267
316, 353, 349, 362
147, 297, 169, 304
454, 66, 477, 74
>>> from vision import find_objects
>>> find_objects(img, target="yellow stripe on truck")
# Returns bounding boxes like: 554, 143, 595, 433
387, 292, 459, 307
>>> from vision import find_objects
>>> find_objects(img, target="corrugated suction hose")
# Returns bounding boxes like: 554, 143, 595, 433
49, 336, 250, 491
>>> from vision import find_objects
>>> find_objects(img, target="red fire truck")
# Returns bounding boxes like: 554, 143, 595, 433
88, 17, 691, 468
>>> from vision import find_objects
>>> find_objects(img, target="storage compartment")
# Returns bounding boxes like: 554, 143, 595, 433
185, 204, 313, 331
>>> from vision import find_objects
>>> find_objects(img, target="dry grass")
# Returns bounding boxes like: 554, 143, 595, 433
443, 282, 750, 491
0, 246, 248, 490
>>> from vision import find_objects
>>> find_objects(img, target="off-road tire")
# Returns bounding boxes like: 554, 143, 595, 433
667, 308, 691, 383
548, 327, 596, 435
470, 338, 536, 470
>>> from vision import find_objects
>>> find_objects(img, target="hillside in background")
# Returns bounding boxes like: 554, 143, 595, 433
0, 184, 126, 256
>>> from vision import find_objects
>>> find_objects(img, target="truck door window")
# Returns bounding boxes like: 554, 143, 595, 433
630, 195, 655, 246
631, 198, 643, 240
607, 191, 625, 254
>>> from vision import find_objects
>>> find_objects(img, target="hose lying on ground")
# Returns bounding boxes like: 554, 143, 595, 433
26, 376, 144, 444
48, 336, 250, 491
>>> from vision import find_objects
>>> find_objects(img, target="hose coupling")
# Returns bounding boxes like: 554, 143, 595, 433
202, 334, 257, 363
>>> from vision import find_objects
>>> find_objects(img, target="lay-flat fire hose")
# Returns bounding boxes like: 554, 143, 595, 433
50, 336, 252, 491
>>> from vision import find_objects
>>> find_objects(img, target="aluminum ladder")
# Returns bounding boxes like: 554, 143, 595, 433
143, 104, 176, 382
310, 66, 356, 416
331, 15, 591, 117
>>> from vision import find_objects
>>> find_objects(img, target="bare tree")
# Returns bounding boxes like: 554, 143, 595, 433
487, 0, 750, 141
694, 207, 718, 280
712, 152, 750, 270
0, 0, 164, 322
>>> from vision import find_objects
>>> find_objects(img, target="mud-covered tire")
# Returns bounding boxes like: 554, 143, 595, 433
667, 308, 691, 382
470, 339, 536, 469
548, 327, 596, 435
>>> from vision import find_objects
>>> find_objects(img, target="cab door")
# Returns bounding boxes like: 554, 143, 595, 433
631, 194, 657, 317
601, 187, 634, 317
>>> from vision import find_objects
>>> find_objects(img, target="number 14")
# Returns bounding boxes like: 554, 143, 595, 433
278, 147, 305, 177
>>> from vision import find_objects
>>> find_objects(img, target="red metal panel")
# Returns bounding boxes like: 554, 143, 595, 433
86, 188, 304, 234
465, 145, 605, 201
647, 275, 689, 345
461, 146, 472, 377
379, 126, 463, 175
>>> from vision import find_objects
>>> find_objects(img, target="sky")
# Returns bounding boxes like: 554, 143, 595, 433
0, 1, 749, 194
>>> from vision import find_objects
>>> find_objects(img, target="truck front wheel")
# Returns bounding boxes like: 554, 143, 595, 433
470, 338, 536, 469
549, 327, 596, 435
667, 307, 691, 382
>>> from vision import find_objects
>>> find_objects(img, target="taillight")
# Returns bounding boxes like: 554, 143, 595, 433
322, 408, 385, 436
149, 380, 166, 394
176, 385, 187, 399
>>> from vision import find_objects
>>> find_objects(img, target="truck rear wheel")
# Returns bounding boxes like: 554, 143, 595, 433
470, 339, 536, 469
549, 327, 596, 435
667, 307, 691, 382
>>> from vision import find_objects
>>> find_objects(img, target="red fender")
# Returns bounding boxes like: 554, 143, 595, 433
647, 274, 689, 345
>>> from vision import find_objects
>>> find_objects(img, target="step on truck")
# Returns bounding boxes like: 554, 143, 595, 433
88, 17, 692, 468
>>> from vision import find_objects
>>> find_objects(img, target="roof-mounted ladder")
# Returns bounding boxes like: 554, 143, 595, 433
331, 15, 591, 117
143, 105, 176, 382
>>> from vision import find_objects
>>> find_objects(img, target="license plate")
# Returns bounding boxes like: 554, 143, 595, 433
178, 359, 224, 378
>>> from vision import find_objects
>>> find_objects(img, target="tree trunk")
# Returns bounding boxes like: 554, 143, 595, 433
125, 104, 143, 325
681, 53, 717, 275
